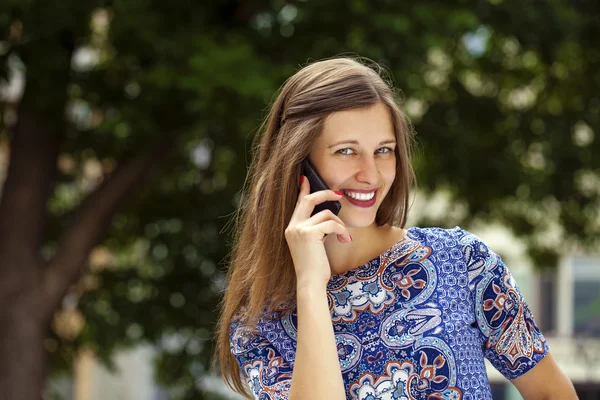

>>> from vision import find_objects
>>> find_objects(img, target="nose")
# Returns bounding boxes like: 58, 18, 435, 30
355, 155, 380, 184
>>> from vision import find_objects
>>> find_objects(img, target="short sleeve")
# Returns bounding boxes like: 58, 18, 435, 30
457, 229, 549, 380
229, 319, 293, 399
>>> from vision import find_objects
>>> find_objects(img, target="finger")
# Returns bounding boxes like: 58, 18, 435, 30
306, 209, 345, 228
294, 174, 311, 208
306, 211, 350, 243
305, 220, 351, 242
299, 174, 310, 195
289, 175, 311, 225
296, 189, 343, 220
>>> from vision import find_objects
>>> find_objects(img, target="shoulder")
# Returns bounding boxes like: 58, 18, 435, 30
408, 226, 498, 278
408, 226, 492, 250
229, 307, 292, 354
407, 225, 466, 245
229, 317, 265, 360
229, 308, 271, 351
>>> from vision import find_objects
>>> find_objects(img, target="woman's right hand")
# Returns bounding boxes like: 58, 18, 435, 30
284, 175, 352, 291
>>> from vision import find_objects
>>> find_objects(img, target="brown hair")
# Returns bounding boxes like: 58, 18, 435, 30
211, 57, 416, 398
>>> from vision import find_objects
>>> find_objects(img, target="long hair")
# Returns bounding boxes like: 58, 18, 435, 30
211, 57, 416, 398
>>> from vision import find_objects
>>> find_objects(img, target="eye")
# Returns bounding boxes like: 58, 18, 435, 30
377, 147, 394, 154
336, 148, 354, 155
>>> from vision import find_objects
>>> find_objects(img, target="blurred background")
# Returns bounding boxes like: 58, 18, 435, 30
0, 0, 599, 399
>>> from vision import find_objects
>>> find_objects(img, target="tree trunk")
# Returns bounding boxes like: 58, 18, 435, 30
0, 308, 48, 400
0, 8, 178, 397
0, 255, 49, 400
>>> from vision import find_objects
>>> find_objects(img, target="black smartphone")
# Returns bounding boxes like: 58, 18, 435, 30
301, 158, 342, 217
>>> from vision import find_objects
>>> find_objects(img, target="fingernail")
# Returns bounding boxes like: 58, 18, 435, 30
334, 190, 343, 196
300, 176, 305, 185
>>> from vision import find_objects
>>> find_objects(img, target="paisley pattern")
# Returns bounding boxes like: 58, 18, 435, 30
230, 227, 549, 399
460, 231, 548, 378
231, 326, 293, 399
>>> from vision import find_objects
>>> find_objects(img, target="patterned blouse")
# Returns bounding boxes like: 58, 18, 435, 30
230, 227, 549, 400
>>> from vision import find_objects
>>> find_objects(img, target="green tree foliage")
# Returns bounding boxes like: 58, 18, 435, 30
0, 0, 598, 398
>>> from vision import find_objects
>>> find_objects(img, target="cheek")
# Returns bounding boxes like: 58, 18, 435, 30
379, 166, 396, 198
382, 161, 397, 185
385, 168, 396, 182
322, 164, 348, 188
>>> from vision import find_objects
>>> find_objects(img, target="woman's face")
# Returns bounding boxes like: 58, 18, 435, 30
308, 102, 397, 228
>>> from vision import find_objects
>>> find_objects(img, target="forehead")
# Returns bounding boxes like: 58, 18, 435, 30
319, 102, 396, 144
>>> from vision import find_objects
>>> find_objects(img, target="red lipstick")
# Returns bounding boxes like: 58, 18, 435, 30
341, 190, 377, 208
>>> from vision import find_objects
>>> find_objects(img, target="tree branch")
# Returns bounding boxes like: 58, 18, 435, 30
41, 134, 178, 317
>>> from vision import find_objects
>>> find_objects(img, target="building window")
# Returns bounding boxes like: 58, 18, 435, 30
537, 268, 557, 334
572, 256, 600, 336
574, 383, 600, 399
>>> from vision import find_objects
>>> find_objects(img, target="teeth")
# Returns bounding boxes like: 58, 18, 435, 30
343, 190, 375, 201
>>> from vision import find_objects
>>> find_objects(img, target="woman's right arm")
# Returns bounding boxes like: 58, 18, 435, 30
285, 176, 351, 400
290, 281, 346, 399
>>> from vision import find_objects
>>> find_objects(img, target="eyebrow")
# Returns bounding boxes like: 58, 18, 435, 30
327, 139, 397, 149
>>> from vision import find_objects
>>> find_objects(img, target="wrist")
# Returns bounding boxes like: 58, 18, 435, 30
296, 279, 328, 297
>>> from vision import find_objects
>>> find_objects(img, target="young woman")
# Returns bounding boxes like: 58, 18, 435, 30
212, 58, 577, 399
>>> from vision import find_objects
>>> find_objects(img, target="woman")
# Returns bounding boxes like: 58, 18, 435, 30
212, 57, 577, 399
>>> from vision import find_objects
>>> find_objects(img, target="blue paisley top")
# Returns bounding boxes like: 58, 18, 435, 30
229, 227, 549, 400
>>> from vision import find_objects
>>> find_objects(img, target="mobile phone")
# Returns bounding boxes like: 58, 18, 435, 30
301, 158, 342, 217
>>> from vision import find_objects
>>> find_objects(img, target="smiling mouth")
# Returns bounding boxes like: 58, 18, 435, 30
341, 190, 377, 207
341, 190, 377, 201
